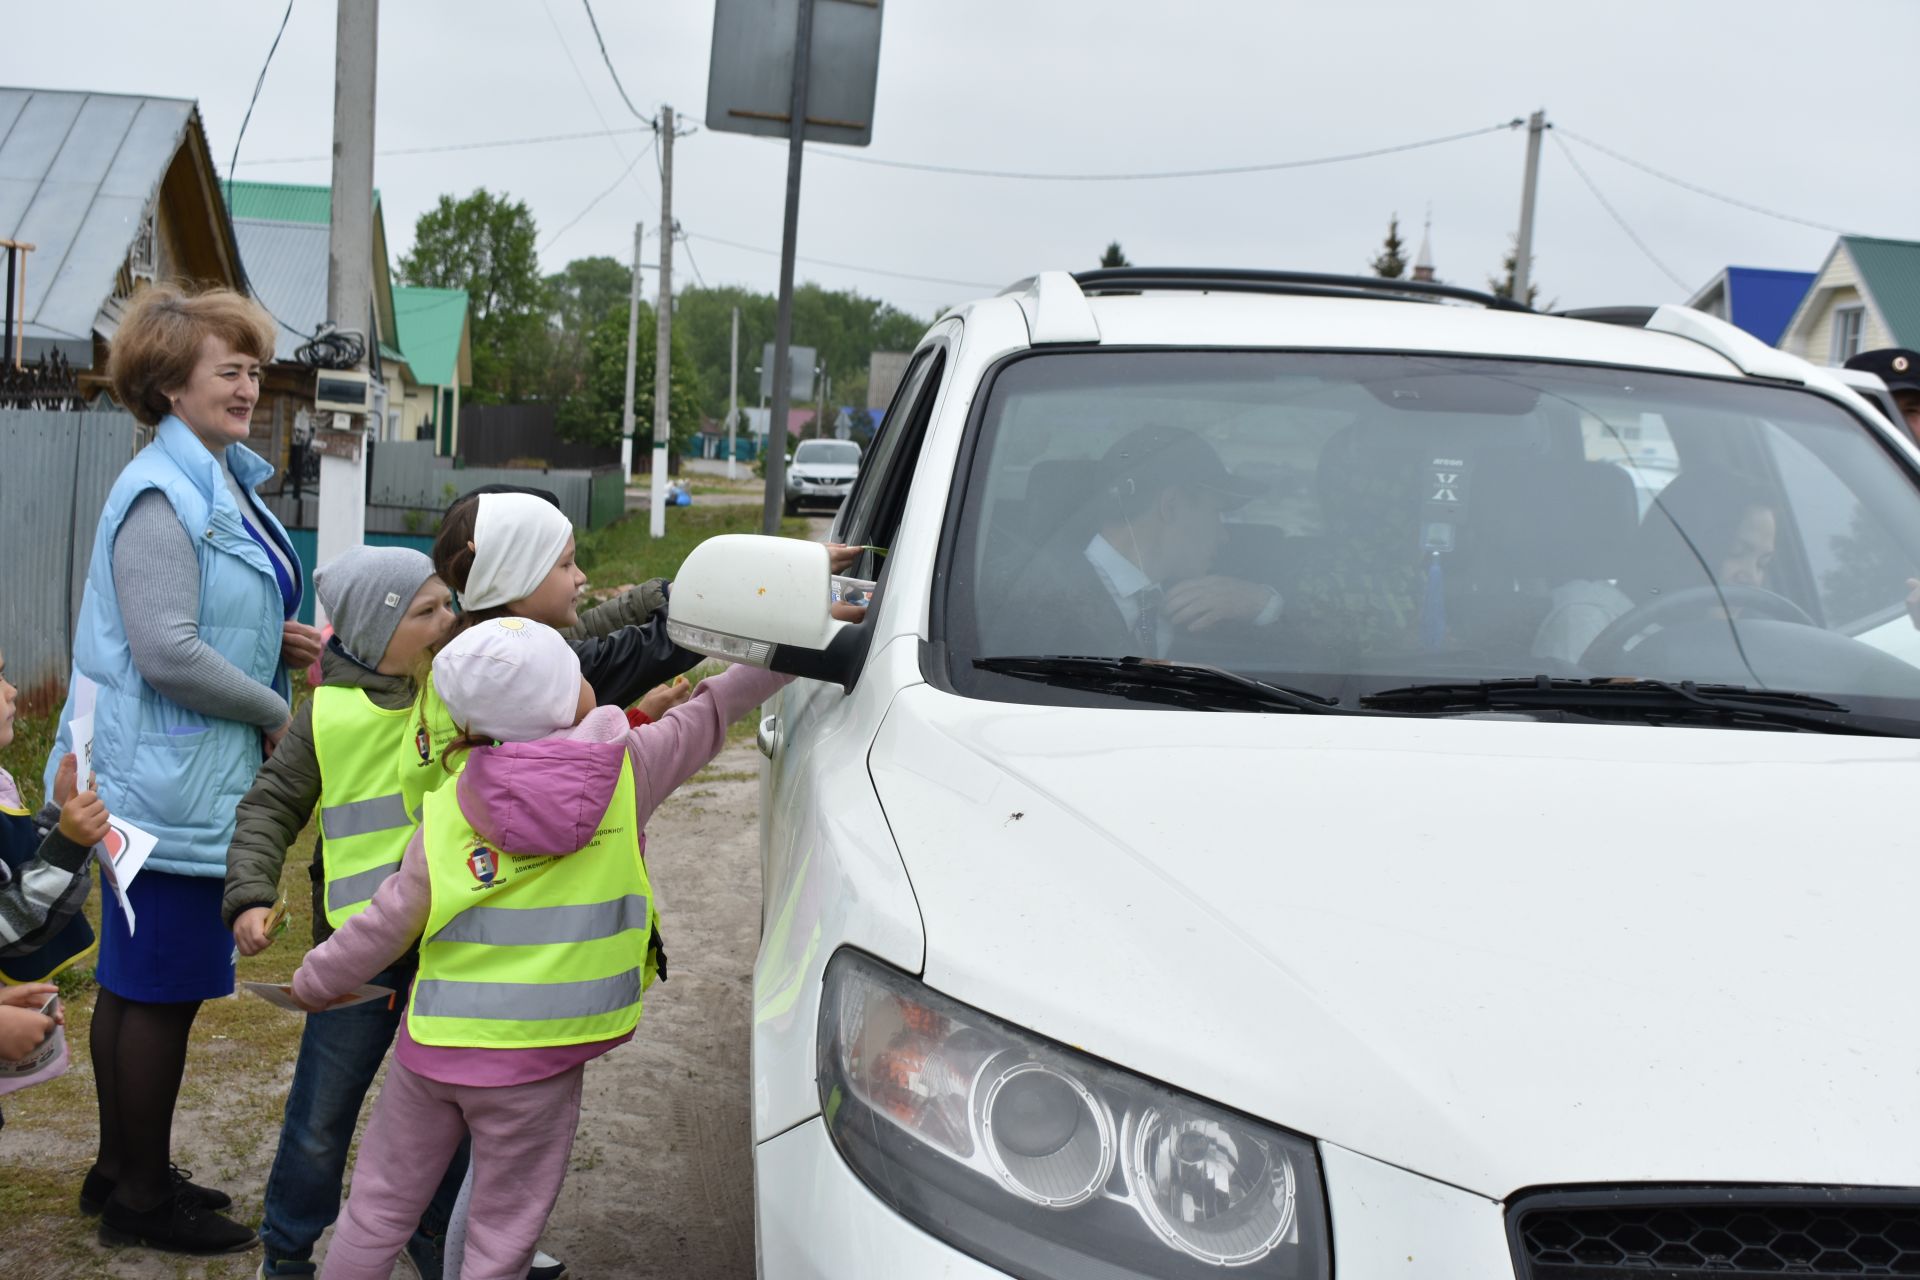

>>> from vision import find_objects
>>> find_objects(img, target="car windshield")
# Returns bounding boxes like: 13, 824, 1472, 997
795, 441, 861, 466
943, 351, 1920, 721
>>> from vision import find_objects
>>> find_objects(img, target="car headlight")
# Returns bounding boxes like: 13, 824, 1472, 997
818, 950, 1329, 1279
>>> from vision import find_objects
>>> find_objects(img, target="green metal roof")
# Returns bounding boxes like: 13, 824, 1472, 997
220, 179, 381, 224
1846, 236, 1920, 349
393, 286, 470, 388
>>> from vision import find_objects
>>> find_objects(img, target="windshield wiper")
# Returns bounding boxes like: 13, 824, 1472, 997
1359, 676, 1920, 737
973, 655, 1368, 715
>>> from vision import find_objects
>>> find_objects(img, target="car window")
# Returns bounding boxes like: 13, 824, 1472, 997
942, 350, 1920, 714
839, 346, 947, 571
794, 441, 861, 467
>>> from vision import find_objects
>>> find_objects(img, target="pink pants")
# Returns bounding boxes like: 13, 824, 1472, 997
320, 1060, 584, 1280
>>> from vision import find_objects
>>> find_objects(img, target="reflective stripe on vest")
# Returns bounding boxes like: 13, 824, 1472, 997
310, 686, 415, 928
409, 752, 652, 1050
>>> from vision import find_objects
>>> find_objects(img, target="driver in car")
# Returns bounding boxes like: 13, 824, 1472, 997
1533, 471, 1779, 665
1005, 426, 1281, 659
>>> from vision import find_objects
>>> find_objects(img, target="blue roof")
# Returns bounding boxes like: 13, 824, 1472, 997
1725, 267, 1815, 347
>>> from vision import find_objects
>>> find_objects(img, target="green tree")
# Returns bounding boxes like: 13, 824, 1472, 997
557, 300, 701, 456
400, 190, 546, 401
541, 255, 634, 404
1371, 216, 1407, 279
1489, 236, 1542, 308
1100, 241, 1130, 268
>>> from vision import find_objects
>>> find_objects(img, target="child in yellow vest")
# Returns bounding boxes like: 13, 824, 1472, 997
292, 618, 790, 1280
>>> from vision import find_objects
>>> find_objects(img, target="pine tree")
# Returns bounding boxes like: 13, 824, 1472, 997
1371, 216, 1407, 279
1489, 236, 1541, 308
1099, 241, 1130, 268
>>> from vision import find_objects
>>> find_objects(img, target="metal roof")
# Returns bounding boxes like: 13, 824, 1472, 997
1724, 267, 1815, 347
0, 87, 208, 363
1846, 236, 1920, 349
232, 216, 331, 362
393, 286, 470, 388
221, 179, 383, 226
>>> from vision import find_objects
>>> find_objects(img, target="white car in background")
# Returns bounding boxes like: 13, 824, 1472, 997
783, 438, 862, 515
669, 269, 1920, 1280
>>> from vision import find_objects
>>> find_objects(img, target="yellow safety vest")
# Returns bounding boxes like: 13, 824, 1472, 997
409, 752, 656, 1050
312, 686, 417, 928
401, 673, 465, 822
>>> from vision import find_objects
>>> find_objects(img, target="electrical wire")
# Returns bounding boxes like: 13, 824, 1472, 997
227, 0, 295, 190
678, 232, 708, 289
542, 133, 658, 252
686, 232, 998, 290
1550, 132, 1691, 293
541, 0, 653, 203
782, 120, 1522, 182
1556, 127, 1856, 235
235, 125, 655, 167
579, 0, 655, 124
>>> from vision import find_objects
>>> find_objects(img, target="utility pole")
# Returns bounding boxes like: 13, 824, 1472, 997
1512, 109, 1546, 306
650, 105, 674, 539
620, 220, 643, 486
318, 0, 378, 602
762, 0, 816, 534
727, 305, 739, 482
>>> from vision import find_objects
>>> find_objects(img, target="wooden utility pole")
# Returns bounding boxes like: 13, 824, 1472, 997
620, 220, 643, 485
649, 105, 675, 538
318, 0, 377, 593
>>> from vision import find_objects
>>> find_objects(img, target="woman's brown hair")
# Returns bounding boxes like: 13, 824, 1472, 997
108, 284, 277, 426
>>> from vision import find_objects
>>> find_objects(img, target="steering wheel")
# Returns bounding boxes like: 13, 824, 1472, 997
1580, 584, 1815, 670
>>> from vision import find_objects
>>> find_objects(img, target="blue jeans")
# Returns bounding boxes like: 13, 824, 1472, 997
259, 960, 469, 1274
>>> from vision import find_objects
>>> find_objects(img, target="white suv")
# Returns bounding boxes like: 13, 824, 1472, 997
669, 269, 1920, 1280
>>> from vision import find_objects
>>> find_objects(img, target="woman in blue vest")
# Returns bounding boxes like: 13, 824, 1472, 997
46, 285, 320, 1255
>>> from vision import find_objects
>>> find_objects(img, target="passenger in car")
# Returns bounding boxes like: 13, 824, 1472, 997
999, 426, 1279, 658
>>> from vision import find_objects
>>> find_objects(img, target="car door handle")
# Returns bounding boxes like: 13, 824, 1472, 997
757, 714, 781, 758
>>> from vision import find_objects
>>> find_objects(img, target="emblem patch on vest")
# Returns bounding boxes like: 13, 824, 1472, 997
416, 723, 432, 765
467, 845, 498, 885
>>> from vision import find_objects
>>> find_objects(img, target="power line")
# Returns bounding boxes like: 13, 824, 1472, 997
1550, 132, 1691, 293
542, 133, 658, 252
679, 231, 708, 289
541, 0, 652, 203
687, 231, 998, 290
1556, 127, 1856, 235
579, 0, 654, 124
783, 120, 1522, 182
227, 0, 295, 189
236, 125, 655, 167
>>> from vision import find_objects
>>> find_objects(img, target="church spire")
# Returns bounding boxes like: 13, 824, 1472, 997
1412, 208, 1436, 283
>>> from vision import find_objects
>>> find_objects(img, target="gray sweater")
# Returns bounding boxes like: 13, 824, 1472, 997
115, 491, 289, 730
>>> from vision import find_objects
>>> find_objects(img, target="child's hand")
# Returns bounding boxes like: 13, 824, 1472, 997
830, 602, 869, 623
826, 543, 861, 574
637, 677, 692, 722
0, 985, 58, 1060
281, 621, 324, 670
51, 753, 79, 806
59, 788, 109, 847
233, 906, 278, 957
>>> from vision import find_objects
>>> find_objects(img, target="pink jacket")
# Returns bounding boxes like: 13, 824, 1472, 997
292, 662, 791, 1085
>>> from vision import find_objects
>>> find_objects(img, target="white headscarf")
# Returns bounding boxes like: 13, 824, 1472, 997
461, 493, 574, 611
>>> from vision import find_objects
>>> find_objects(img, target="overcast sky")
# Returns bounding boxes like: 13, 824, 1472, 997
7, 1, 1916, 322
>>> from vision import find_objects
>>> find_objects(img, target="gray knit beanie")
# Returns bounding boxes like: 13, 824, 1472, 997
313, 546, 438, 669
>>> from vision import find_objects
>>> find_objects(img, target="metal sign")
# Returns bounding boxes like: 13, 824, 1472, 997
759, 343, 817, 400
706, 0, 884, 148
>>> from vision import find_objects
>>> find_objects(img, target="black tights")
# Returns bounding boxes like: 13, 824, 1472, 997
90, 988, 202, 1210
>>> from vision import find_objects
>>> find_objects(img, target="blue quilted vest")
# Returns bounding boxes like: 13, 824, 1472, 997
44, 416, 301, 877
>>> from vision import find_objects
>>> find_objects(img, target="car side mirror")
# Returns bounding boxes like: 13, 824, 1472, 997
665, 535, 869, 689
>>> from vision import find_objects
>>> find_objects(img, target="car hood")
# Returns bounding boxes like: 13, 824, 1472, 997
868, 687, 1920, 1198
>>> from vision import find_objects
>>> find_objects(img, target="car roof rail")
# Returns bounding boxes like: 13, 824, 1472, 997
1555, 305, 1659, 327
1071, 267, 1535, 313
1644, 304, 1808, 383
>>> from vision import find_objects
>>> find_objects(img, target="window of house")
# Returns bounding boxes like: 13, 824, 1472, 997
1832, 305, 1867, 364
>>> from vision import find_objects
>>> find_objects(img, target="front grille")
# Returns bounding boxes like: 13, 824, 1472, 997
1509, 1188, 1920, 1279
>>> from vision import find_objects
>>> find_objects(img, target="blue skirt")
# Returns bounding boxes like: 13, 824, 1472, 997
95, 867, 235, 1003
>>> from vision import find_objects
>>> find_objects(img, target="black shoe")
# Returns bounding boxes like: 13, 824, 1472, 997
80, 1164, 233, 1216
97, 1188, 258, 1255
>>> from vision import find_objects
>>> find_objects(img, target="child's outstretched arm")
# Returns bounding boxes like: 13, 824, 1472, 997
0, 764, 104, 958
223, 698, 322, 946
292, 829, 430, 1008
565, 577, 670, 641
626, 664, 794, 825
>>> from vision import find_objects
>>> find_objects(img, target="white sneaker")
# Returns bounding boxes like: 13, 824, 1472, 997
528, 1250, 568, 1280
